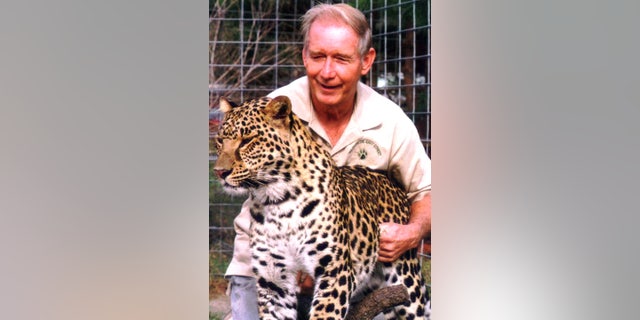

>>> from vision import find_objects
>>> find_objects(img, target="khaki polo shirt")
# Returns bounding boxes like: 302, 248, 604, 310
225, 77, 431, 277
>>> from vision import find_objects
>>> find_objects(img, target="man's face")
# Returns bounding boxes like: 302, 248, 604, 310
303, 18, 374, 111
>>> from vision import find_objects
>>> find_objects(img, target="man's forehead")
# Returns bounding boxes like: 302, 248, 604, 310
309, 17, 354, 37
306, 22, 359, 56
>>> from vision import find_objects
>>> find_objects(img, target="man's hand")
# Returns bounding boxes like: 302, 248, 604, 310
378, 222, 422, 262
378, 194, 431, 262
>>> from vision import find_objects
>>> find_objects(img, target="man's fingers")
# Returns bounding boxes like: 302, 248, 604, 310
378, 252, 398, 263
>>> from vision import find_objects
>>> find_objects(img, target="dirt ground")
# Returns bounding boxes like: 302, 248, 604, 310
210, 293, 231, 319
210, 275, 231, 317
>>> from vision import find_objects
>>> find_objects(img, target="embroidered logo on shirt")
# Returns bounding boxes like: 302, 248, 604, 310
348, 138, 382, 163
358, 149, 368, 160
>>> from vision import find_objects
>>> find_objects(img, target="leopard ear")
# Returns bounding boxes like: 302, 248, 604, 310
219, 97, 234, 113
264, 96, 292, 127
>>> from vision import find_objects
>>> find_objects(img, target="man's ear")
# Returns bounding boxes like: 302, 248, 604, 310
301, 47, 309, 69
360, 47, 376, 75
263, 96, 292, 128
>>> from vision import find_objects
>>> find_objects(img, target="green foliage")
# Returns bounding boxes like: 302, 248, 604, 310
210, 250, 231, 279
422, 258, 431, 297
416, 86, 430, 112
209, 312, 224, 320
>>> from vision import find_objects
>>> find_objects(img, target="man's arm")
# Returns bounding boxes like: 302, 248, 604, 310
378, 192, 431, 262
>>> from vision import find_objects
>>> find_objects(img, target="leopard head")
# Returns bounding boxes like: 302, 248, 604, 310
213, 95, 295, 195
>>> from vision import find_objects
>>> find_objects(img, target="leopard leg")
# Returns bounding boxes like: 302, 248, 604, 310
252, 243, 298, 320
309, 268, 353, 320
255, 273, 298, 320
381, 257, 428, 320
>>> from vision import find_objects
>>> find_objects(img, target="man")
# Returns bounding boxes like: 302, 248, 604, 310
225, 3, 431, 319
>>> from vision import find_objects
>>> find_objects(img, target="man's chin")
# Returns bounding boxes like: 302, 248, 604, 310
314, 93, 343, 108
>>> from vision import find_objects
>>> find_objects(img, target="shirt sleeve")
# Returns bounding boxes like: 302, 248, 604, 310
388, 114, 432, 202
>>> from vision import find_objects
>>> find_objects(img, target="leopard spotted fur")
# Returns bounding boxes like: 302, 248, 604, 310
214, 96, 428, 320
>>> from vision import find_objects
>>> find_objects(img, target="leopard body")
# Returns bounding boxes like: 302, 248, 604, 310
214, 96, 428, 320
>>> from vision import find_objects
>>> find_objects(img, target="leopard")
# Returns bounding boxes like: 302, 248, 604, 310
213, 95, 429, 320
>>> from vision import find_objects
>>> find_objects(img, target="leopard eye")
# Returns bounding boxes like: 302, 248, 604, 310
239, 138, 249, 147
239, 134, 257, 149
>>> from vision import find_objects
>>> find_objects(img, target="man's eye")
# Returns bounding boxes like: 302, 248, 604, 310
336, 56, 352, 63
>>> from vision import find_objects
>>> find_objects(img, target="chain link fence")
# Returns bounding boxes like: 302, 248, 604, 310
209, 0, 430, 292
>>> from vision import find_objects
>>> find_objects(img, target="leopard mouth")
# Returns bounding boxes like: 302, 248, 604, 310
224, 178, 268, 190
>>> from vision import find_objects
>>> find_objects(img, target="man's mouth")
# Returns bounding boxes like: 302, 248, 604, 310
319, 82, 340, 90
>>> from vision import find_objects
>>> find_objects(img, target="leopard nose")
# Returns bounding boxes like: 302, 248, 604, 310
214, 169, 230, 180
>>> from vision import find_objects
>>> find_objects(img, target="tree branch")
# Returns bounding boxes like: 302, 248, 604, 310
345, 285, 410, 320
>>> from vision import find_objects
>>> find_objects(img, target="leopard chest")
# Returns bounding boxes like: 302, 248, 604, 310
249, 180, 344, 242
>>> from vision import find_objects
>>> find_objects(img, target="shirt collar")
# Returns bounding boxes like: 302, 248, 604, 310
352, 82, 384, 131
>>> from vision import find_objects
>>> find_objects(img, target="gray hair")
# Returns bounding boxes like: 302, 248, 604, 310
300, 3, 372, 58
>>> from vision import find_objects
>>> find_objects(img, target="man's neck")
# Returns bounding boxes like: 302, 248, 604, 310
314, 105, 353, 123
312, 100, 355, 147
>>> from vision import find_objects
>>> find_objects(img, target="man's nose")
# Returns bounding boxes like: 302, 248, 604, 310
321, 59, 335, 78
